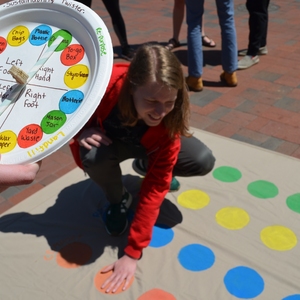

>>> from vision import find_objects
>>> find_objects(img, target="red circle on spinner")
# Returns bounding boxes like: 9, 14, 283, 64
0, 36, 7, 54
61, 44, 85, 66
17, 124, 43, 148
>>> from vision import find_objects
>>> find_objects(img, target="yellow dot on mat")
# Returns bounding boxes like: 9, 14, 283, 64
177, 189, 210, 210
216, 207, 250, 230
260, 225, 297, 251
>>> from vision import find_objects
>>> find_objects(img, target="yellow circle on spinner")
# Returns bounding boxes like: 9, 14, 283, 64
64, 64, 89, 89
216, 207, 250, 230
177, 189, 210, 210
260, 225, 297, 251
7, 25, 29, 47
0, 130, 17, 153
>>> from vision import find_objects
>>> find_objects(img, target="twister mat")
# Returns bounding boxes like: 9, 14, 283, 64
0, 128, 299, 299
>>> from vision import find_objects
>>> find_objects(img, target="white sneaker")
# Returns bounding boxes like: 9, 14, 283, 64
238, 55, 259, 70
238, 46, 268, 56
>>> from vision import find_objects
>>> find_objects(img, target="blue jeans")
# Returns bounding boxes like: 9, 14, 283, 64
186, 0, 238, 77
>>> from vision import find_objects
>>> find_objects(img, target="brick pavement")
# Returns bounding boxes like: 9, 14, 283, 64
0, 0, 300, 213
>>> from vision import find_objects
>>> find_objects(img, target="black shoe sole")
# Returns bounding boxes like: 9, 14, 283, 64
132, 159, 147, 176
105, 218, 128, 236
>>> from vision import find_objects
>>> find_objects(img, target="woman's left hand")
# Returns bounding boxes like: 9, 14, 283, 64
100, 254, 137, 293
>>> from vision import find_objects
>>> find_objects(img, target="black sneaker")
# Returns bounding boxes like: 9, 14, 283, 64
121, 47, 135, 61
104, 189, 132, 236
132, 159, 180, 192
132, 158, 147, 176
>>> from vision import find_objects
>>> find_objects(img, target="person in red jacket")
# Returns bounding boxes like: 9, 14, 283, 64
69, 44, 215, 293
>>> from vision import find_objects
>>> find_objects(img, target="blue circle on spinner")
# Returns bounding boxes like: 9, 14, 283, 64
29, 24, 52, 46
149, 224, 174, 248
283, 295, 300, 300
59, 90, 84, 114
224, 266, 264, 299
178, 243, 215, 272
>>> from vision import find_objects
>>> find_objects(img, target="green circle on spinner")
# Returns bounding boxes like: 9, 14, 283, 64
48, 29, 72, 52
247, 180, 279, 199
213, 166, 242, 182
41, 110, 67, 134
286, 193, 300, 214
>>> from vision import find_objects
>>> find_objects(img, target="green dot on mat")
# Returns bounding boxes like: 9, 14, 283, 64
286, 193, 300, 214
213, 166, 242, 183
247, 180, 278, 199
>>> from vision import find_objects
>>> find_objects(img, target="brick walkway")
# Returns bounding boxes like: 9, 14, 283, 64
1, 0, 299, 213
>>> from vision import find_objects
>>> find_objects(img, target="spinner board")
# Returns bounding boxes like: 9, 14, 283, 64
0, 0, 113, 164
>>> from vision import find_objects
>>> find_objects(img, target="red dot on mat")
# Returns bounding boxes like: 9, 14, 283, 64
138, 288, 176, 300
94, 267, 134, 295
56, 242, 92, 268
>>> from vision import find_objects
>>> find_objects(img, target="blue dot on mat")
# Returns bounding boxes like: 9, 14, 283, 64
149, 224, 174, 248
178, 243, 215, 271
224, 266, 264, 299
283, 295, 300, 300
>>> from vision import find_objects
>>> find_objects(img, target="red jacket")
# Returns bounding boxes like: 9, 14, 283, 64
69, 63, 181, 259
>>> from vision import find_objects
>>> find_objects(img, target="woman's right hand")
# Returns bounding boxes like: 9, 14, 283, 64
77, 127, 112, 150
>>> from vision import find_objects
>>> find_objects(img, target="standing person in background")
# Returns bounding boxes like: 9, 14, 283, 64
237, 0, 270, 69
185, 0, 238, 91
165, 0, 216, 51
76, 0, 135, 61
0, 157, 42, 193
69, 44, 215, 292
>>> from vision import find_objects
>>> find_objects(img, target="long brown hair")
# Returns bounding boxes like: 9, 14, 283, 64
118, 44, 191, 139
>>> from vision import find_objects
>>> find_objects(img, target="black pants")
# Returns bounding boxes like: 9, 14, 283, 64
246, 0, 270, 56
76, 0, 92, 8
102, 0, 129, 49
80, 136, 216, 204
76, 0, 129, 49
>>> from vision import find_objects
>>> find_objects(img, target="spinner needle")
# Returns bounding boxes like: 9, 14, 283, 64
0, 36, 64, 117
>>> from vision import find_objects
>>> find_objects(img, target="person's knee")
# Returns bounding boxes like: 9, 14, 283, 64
195, 148, 216, 176
80, 146, 102, 169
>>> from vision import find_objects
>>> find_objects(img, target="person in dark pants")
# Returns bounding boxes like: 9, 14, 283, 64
70, 44, 215, 292
238, 0, 270, 69
76, 0, 135, 60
